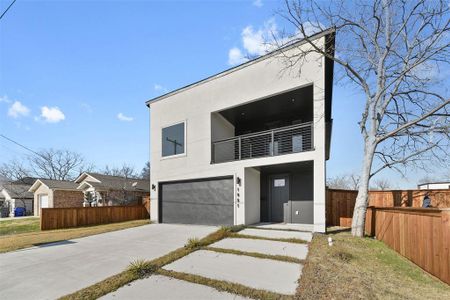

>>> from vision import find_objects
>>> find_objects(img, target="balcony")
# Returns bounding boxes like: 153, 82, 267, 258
212, 122, 313, 164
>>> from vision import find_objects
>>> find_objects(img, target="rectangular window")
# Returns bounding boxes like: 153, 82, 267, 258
162, 122, 185, 157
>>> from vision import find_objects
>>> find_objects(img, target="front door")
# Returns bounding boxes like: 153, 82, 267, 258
270, 175, 290, 222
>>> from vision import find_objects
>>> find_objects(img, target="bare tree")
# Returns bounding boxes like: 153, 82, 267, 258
371, 178, 391, 190
140, 161, 150, 180
277, 0, 449, 236
29, 149, 92, 180
1, 149, 92, 181
327, 172, 360, 190
102, 163, 138, 179
0, 160, 31, 181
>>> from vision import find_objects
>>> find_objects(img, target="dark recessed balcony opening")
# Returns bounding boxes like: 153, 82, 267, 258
219, 85, 313, 135
211, 85, 314, 163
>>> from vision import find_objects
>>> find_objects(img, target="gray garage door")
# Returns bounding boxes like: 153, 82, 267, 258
160, 176, 234, 226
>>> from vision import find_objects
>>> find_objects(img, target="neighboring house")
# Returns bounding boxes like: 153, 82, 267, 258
75, 172, 150, 206
29, 179, 83, 216
0, 181, 34, 217
29, 174, 150, 215
147, 29, 335, 232
418, 181, 450, 190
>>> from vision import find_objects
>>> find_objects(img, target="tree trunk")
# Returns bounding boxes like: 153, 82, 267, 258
351, 141, 376, 237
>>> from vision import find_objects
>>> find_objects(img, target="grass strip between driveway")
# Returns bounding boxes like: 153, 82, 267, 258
230, 232, 308, 244
59, 226, 241, 300
156, 268, 292, 300
205, 246, 304, 264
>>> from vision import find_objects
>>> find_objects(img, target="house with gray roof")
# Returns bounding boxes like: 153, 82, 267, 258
74, 172, 150, 207
29, 173, 150, 216
29, 179, 83, 216
1, 180, 34, 217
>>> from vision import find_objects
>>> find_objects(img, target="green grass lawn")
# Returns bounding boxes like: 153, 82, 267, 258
0, 217, 40, 235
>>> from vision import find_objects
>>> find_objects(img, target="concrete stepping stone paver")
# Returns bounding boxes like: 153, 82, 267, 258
163, 250, 302, 295
100, 275, 247, 300
239, 228, 312, 242
211, 238, 309, 259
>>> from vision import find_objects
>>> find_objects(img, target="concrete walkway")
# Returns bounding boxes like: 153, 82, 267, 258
0, 224, 216, 300
102, 226, 311, 298
100, 275, 248, 300
161, 227, 309, 296
211, 237, 309, 259
164, 250, 302, 294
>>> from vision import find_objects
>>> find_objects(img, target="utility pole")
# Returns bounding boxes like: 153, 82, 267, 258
166, 137, 182, 154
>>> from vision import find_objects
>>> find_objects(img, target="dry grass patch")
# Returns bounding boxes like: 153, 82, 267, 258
0, 219, 150, 253
231, 232, 308, 244
296, 230, 450, 300
205, 246, 304, 264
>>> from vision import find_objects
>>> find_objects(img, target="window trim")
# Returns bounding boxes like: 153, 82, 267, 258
161, 120, 187, 160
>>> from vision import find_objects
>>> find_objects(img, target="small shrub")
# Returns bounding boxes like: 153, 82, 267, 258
185, 237, 202, 249
127, 259, 155, 277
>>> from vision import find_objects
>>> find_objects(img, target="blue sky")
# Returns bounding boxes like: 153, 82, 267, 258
0, 0, 438, 187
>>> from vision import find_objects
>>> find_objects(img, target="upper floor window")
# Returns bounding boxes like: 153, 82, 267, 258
162, 122, 185, 157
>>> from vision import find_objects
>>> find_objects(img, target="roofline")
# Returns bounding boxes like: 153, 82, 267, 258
77, 181, 93, 190
418, 181, 450, 186
29, 179, 80, 192
145, 27, 336, 106
29, 179, 46, 193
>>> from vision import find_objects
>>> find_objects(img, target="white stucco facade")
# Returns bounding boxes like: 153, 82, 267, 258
148, 33, 333, 232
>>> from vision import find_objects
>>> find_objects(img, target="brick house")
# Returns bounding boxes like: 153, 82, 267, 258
29, 173, 150, 215
29, 179, 83, 216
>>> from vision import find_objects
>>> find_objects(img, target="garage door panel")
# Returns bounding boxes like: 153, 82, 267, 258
162, 202, 233, 226
161, 177, 234, 226
162, 180, 233, 206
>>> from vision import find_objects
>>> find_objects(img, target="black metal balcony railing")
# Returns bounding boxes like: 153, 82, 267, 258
212, 122, 313, 164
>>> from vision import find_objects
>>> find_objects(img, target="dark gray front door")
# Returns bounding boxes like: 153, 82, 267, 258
160, 177, 234, 226
270, 175, 290, 222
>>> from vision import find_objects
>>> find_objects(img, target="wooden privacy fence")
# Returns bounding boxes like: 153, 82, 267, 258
326, 188, 450, 227
40, 206, 149, 230
365, 207, 450, 285
142, 196, 150, 215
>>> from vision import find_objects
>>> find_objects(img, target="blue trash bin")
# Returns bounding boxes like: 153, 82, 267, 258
14, 207, 26, 217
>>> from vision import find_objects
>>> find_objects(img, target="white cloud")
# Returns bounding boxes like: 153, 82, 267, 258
227, 18, 325, 66
40, 106, 65, 123
8, 101, 30, 118
228, 47, 248, 65
0, 95, 12, 104
253, 0, 263, 7
117, 112, 133, 122
242, 18, 278, 56
227, 18, 279, 66
153, 83, 168, 93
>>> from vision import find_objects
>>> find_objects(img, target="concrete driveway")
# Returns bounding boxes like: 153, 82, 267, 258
0, 224, 216, 300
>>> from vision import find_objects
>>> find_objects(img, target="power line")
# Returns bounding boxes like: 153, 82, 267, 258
0, 134, 41, 157
0, 0, 17, 21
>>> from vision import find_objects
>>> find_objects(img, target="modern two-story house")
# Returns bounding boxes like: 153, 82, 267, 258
147, 29, 334, 232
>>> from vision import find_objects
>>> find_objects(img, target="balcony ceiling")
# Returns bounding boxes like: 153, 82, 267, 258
219, 85, 313, 133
